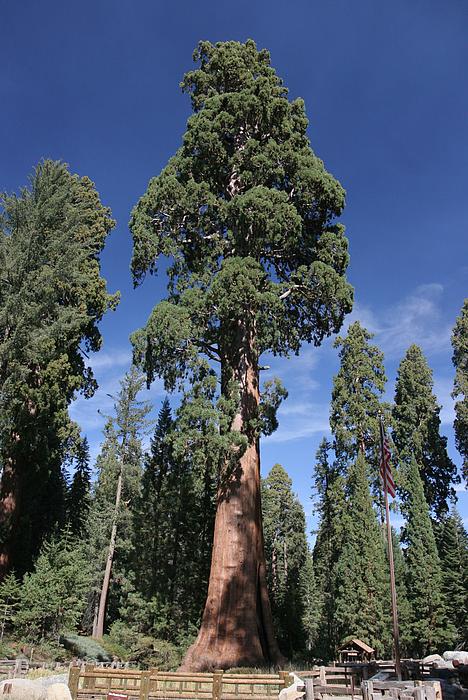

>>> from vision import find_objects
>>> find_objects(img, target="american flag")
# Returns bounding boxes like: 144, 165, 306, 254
380, 430, 396, 499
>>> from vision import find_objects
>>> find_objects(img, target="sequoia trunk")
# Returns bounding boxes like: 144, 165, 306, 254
180, 323, 284, 671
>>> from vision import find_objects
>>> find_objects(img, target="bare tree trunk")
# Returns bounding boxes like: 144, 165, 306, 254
94, 463, 123, 639
180, 322, 284, 671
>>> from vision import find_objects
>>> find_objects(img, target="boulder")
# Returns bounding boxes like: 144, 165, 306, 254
0, 679, 47, 700
46, 684, 72, 700
424, 654, 444, 665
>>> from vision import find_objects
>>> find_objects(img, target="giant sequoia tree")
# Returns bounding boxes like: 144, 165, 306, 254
0, 161, 117, 577
130, 40, 353, 669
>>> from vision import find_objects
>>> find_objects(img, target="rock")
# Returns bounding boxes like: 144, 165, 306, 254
0, 679, 47, 700
443, 652, 468, 665
46, 683, 72, 700
424, 654, 444, 665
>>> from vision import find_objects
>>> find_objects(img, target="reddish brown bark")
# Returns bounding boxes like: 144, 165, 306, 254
180, 324, 284, 671
0, 456, 20, 580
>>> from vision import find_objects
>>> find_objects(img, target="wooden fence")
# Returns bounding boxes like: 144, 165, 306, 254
68, 665, 294, 700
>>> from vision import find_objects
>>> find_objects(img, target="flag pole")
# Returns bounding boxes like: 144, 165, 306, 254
378, 412, 402, 680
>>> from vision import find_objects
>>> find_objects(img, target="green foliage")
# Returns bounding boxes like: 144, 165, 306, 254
0, 160, 118, 575
66, 437, 92, 537
0, 572, 21, 641
60, 632, 112, 661
452, 299, 468, 481
13, 531, 92, 642
435, 508, 468, 646
131, 391, 217, 642
393, 344, 458, 519
312, 438, 347, 660
401, 455, 455, 656
130, 37, 353, 459
333, 452, 391, 658
262, 464, 318, 657
85, 367, 152, 633
102, 620, 185, 669
331, 321, 388, 475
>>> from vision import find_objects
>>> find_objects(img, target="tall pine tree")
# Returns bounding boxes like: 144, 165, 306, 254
393, 344, 457, 519
401, 456, 454, 656
436, 507, 468, 646
0, 161, 117, 577
67, 437, 92, 537
333, 452, 391, 657
312, 439, 347, 660
452, 300, 468, 481
262, 463, 317, 658
130, 39, 353, 669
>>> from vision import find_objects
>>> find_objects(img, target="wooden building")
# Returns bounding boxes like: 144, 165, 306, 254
338, 638, 375, 663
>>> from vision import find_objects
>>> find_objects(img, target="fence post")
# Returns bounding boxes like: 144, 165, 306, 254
140, 670, 151, 700
68, 666, 80, 700
83, 663, 95, 692
305, 678, 315, 700
212, 670, 224, 700
279, 671, 293, 689
319, 667, 326, 686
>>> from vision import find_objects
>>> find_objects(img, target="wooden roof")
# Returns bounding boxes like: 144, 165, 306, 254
340, 638, 375, 654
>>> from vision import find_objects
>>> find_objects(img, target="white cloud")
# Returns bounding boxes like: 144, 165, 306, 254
350, 284, 451, 359
265, 404, 330, 443
87, 349, 132, 372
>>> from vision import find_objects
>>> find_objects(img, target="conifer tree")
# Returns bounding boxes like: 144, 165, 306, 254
393, 345, 457, 519
67, 437, 92, 537
87, 367, 152, 638
401, 456, 455, 655
130, 39, 353, 669
452, 299, 468, 480
333, 452, 391, 657
312, 439, 346, 660
389, 529, 412, 657
262, 463, 317, 657
436, 508, 468, 645
0, 161, 117, 577
0, 572, 21, 642
132, 388, 217, 642
14, 530, 91, 642
330, 322, 388, 491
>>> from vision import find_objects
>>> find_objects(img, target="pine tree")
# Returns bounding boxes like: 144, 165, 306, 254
452, 299, 468, 481
0, 161, 117, 577
389, 529, 412, 657
262, 463, 316, 658
67, 437, 92, 537
312, 439, 347, 660
333, 452, 391, 657
0, 572, 21, 642
130, 39, 353, 669
436, 508, 468, 645
14, 530, 91, 642
87, 367, 152, 638
393, 345, 457, 519
131, 389, 218, 643
402, 456, 455, 656
331, 321, 388, 471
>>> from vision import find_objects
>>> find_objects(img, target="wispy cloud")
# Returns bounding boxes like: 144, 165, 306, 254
350, 283, 451, 359
265, 403, 330, 443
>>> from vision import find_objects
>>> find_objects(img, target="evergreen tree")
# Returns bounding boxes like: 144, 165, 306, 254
130, 39, 353, 669
393, 344, 457, 519
262, 463, 316, 658
0, 572, 21, 642
67, 437, 92, 537
389, 529, 412, 658
86, 367, 152, 638
333, 452, 391, 657
14, 530, 91, 642
436, 508, 468, 646
402, 456, 455, 656
131, 388, 217, 643
0, 161, 117, 577
330, 322, 389, 504
452, 299, 468, 481
312, 439, 347, 660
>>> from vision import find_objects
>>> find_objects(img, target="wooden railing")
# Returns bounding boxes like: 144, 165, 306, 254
68, 665, 293, 700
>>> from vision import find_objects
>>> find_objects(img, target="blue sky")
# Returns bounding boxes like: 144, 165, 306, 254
1, 0, 467, 533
